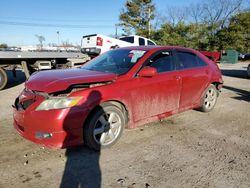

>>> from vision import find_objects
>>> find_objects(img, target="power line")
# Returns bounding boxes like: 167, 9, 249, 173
0, 16, 117, 23
0, 20, 114, 28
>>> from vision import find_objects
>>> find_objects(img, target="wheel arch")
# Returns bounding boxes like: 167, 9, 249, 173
197, 82, 220, 109
102, 100, 129, 124
85, 100, 130, 128
198, 83, 218, 112
211, 81, 223, 93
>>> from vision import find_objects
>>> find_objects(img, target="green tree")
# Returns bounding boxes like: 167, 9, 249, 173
153, 0, 243, 50
0, 43, 8, 48
215, 11, 250, 52
152, 23, 189, 47
119, 0, 155, 37
152, 22, 211, 50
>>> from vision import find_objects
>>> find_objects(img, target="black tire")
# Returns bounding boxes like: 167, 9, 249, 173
0, 68, 7, 90
84, 104, 125, 151
199, 84, 218, 112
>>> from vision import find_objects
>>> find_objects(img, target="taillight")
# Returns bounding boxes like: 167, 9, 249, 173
96, 37, 103, 46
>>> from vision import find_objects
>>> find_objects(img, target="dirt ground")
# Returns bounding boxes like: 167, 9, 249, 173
0, 63, 249, 188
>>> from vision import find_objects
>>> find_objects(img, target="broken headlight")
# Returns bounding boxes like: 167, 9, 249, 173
35, 96, 83, 111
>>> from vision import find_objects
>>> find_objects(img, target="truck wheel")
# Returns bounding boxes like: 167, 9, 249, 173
0, 68, 7, 90
84, 104, 125, 151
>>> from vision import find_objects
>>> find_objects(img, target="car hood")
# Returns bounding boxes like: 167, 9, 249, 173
25, 68, 117, 93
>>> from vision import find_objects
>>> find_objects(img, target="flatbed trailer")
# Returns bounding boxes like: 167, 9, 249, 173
0, 51, 90, 90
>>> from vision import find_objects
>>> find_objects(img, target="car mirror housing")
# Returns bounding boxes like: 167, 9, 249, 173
138, 67, 157, 77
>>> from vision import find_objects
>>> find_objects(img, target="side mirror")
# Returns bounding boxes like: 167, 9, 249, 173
138, 67, 157, 77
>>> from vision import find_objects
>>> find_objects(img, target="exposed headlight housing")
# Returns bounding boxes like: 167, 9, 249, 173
36, 96, 83, 111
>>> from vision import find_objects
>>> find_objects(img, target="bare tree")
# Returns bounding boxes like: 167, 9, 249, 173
189, 0, 243, 28
162, 6, 187, 26
189, 3, 204, 24
35, 34, 45, 51
152, 10, 164, 30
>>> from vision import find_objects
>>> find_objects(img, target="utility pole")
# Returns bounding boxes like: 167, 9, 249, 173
148, 7, 151, 38
115, 24, 118, 39
56, 31, 60, 46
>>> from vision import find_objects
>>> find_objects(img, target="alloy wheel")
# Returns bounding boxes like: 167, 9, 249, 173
204, 88, 217, 110
93, 111, 122, 146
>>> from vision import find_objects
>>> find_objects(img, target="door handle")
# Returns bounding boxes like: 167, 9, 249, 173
175, 76, 181, 80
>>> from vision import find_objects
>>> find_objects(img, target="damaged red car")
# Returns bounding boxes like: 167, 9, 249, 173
13, 46, 223, 150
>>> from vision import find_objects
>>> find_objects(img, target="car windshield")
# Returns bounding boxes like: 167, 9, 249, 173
82, 49, 147, 75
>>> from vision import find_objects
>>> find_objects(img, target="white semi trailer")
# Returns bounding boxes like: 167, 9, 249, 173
0, 51, 89, 90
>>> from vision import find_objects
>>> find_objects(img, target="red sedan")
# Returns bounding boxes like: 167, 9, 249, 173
13, 46, 223, 150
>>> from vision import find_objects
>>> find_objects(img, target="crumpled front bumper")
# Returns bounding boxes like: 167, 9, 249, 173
12, 89, 89, 148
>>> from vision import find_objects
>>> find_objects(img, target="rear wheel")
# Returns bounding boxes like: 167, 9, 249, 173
199, 84, 218, 112
84, 104, 125, 151
0, 68, 7, 90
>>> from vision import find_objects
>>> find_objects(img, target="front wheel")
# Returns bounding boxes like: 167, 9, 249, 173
199, 84, 218, 112
84, 104, 125, 151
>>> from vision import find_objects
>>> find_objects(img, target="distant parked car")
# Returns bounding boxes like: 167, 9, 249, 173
247, 64, 250, 77
239, 53, 250, 61
238, 53, 245, 60
244, 54, 250, 61
13, 46, 223, 150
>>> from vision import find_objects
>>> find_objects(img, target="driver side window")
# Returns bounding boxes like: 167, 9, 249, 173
148, 51, 175, 73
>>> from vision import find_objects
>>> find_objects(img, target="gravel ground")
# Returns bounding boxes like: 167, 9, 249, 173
0, 63, 249, 188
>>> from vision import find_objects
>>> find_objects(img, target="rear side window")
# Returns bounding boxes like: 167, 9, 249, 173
148, 51, 175, 73
176, 51, 207, 69
139, 38, 145, 45
147, 40, 155, 45
119, 37, 134, 43
197, 56, 207, 66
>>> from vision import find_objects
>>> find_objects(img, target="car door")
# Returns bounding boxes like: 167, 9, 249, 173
175, 50, 209, 109
129, 50, 181, 122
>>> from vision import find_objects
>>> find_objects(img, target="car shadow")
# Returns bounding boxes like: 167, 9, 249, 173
60, 90, 102, 188
220, 69, 248, 79
60, 146, 101, 188
223, 85, 250, 102
3, 70, 26, 90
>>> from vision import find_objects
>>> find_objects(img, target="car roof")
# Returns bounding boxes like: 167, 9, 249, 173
119, 35, 151, 40
118, 45, 198, 53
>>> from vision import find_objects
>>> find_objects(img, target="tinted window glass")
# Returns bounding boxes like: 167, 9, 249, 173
119, 37, 134, 43
197, 56, 207, 66
82, 49, 147, 74
176, 51, 199, 69
147, 40, 155, 45
149, 51, 175, 73
139, 38, 145, 45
